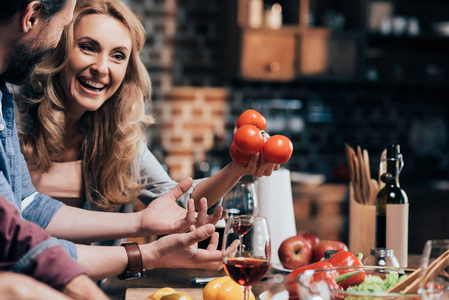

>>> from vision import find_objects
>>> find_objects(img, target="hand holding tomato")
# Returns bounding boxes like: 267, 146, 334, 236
230, 109, 294, 167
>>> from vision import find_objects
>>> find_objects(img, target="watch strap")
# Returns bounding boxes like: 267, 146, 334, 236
119, 242, 143, 279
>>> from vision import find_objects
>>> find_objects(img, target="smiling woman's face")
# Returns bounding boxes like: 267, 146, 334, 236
58, 13, 132, 117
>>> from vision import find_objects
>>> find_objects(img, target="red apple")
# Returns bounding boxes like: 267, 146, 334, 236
298, 232, 320, 249
312, 240, 348, 262
278, 236, 313, 270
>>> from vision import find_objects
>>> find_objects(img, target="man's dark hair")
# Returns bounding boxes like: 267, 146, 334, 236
0, 0, 68, 26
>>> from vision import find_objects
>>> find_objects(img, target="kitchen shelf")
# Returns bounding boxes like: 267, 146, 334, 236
224, 0, 449, 84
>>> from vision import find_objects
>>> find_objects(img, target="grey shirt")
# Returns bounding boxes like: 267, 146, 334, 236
87, 142, 208, 246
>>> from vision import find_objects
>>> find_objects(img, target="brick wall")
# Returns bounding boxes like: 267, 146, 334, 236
153, 87, 229, 181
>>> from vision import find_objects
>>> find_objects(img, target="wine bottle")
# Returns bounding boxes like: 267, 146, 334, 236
375, 145, 409, 267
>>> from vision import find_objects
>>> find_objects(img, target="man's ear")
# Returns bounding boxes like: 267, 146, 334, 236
21, 1, 42, 33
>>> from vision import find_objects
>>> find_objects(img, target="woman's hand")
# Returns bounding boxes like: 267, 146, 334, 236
232, 152, 280, 177
139, 178, 223, 236
141, 224, 239, 270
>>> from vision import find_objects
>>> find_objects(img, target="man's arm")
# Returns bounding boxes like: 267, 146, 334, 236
0, 197, 85, 291
76, 224, 238, 281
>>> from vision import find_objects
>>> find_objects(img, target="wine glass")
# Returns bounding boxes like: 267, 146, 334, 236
222, 215, 271, 300
222, 181, 258, 222
419, 239, 449, 299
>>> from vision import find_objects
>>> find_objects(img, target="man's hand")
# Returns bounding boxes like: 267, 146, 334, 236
141, 224, 239, 270
139, 178, 223, 235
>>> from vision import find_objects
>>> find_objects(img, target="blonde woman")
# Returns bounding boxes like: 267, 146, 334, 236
2, 0, 240, 283
17, 0, 278, 248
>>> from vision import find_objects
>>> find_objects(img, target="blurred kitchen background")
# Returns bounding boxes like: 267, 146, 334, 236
124, 0, 449, 254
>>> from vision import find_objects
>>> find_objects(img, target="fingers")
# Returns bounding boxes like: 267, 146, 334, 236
168, 178, 194, 201
175, 199, 196, 233
220, 209, 227, 220
188, 225, 198, 250
245, 153, 259, 173
206, 206, 223, 226
206, 232, 220, 251
262, 162, 276, 176
196, 198, 208, 226
222, 239, 240, 258
255, 156, 271, 177
184, 198, 196, 224
184, 224, 215, 246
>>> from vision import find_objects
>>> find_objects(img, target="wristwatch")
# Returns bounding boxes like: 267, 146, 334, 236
118, 242, 144, 280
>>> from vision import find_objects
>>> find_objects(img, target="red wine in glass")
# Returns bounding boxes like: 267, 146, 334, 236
233, 220, 253, 236
224, 257, 270, 286
222, 215, 271, 300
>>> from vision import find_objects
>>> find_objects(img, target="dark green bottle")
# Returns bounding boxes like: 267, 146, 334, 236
375, 145, 409, 267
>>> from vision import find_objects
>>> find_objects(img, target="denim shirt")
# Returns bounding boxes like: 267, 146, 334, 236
0, 82, 77, 259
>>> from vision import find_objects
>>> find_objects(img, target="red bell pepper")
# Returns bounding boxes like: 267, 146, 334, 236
327, 250, 366, 289
310, 268, 342, 291
286, 261, 333, 300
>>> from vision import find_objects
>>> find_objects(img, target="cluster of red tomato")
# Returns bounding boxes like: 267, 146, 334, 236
229, 109, 293, 167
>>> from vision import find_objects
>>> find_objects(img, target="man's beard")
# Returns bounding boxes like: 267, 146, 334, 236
2, 37, 51, 85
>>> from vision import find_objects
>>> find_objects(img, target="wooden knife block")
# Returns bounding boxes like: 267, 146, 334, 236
349, 184, 376, 259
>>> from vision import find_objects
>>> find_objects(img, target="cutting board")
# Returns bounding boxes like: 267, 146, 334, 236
125, 288, 204, 300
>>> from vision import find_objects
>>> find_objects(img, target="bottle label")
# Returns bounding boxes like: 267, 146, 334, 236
386, 203, 409, 267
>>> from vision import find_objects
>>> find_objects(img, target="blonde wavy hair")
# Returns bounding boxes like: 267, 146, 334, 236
17, 0, 154, 210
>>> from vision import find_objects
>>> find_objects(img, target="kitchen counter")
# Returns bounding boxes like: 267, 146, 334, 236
102, 255, 422, 299
101, 266, 283, 300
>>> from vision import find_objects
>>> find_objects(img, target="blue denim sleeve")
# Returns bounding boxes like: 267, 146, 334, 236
22, 193, 78, 260
55, 238, 78, 260
22, 193, 64, 228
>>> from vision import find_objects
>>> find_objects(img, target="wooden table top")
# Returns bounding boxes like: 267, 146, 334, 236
101, 255, 422, 300
101, 265, 285, 300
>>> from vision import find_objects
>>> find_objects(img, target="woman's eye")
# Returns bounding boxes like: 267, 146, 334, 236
113, 53, 126, 61
80, 44, 95, 52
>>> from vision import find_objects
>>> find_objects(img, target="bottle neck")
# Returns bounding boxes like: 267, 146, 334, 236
384, 158, 401, 187
386, 158, 401, 178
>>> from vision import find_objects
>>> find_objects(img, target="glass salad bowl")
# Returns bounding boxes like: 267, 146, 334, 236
296, 266, 421, 300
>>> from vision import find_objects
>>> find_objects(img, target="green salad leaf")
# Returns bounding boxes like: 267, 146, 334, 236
346, 272, 406, 293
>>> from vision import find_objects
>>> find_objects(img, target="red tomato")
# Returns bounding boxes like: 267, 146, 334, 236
229, 142, 252, 167
236, 109, 267, 131
262, 135, 293, 164
233, 125, 264, 155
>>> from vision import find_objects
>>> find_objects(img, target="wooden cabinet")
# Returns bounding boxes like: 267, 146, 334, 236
225, 0, 449, 84
239, 28, 296, 80
224, 0, 359, 81
297, 28, 329, 75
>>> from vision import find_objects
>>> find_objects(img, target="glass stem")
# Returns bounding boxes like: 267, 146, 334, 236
239, 235, 243, 256
243, 285, 252, 300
